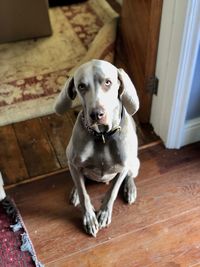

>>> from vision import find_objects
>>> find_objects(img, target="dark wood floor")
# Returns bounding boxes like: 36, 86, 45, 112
7, 142, 200, 266
0, 111, 73, 186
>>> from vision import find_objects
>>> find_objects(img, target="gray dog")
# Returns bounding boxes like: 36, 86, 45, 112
54, 59, 140, 237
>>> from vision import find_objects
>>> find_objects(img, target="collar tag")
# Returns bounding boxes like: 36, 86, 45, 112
102, 134, 105, 143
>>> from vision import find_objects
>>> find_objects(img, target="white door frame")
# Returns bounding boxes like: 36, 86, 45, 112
150, 0, 200, 148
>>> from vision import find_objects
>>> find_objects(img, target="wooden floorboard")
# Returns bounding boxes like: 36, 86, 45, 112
13, 118, 61, 177
40, 113, 74, 168
7, 142, 200, 266
0, 125, 28, 185
55, 207, 200, 267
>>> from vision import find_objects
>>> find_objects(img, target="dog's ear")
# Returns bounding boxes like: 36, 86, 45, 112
118, 68, 139, 115
54, 76, 77, 115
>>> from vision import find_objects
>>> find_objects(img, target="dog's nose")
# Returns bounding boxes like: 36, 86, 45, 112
90, 108, 105, 121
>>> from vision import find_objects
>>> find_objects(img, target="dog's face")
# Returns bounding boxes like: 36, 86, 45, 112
74, 60, 121, 132
54, 59, 139, 129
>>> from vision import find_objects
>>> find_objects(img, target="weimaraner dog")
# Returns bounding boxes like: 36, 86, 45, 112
54, 59, 140, 237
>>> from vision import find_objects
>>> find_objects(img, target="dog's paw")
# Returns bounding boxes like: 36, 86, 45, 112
83, 210, 99, 237
97, 207, 112, 229
124, 178, 137, 204
69, 187, 80, 207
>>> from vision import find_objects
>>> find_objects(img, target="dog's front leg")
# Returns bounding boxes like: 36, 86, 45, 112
68, 163, 99, 237
97, 168, 128, 229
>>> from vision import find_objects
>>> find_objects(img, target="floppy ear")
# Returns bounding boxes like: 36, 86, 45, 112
118, 68, 139, 115
54, 76, 77, 115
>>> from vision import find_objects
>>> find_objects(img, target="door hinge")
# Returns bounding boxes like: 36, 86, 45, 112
146, 76, 159, 95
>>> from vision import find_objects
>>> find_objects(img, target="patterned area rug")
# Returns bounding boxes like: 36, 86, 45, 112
0, 0, 118, 126
0, 197, 43, 267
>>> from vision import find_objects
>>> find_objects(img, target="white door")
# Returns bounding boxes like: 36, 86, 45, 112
150, 0, 200, 148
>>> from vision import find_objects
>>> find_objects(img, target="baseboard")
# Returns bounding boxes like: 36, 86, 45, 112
0, 172, 6, 201
181, 117, 200, 146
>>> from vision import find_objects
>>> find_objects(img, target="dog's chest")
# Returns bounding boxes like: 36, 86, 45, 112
79, 139, 125, 183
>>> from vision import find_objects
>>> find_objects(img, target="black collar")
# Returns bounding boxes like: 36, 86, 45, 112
81, 106, 124, 143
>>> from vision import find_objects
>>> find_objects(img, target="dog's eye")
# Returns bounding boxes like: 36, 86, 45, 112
78, 83, 86, 91
104, 79, 112, 87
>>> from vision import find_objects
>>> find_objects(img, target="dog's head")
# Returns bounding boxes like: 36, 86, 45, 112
54, 60, 139, 132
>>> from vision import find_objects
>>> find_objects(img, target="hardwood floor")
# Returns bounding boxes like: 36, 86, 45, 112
7, 142, 200, 266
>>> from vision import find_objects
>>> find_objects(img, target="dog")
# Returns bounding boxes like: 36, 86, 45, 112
54, 59, 140, 237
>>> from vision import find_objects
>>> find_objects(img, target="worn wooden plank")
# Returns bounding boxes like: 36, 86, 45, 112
41, 113, 74, 168
0, 125, 28, 185
138, 142, 200, 182
7, 143, 200, 266
13, 119, 60, 177
52, 207, 200, 267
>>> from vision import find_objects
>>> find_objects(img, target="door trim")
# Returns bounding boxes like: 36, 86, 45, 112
182, 117, 200, 146
150, 0, 200, 148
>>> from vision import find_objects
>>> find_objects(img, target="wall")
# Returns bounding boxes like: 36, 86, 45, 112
186, 44, 200, 120
182, 43, 200, 146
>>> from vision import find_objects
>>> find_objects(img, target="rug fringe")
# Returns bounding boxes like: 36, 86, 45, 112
11, 220, 23, 232
2, 196, 44, 267
21, 233, 44, 267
